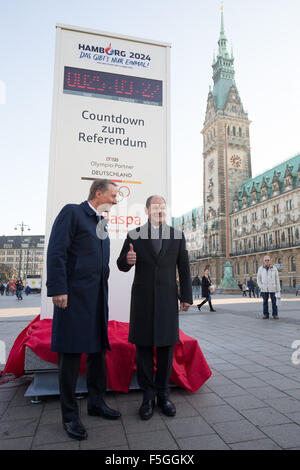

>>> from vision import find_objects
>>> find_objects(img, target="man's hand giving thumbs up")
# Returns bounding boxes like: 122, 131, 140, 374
126, 243, 137, 265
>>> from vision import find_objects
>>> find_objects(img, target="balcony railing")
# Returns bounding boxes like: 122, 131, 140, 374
230, 240, 300, 257
188, 240, 300, 261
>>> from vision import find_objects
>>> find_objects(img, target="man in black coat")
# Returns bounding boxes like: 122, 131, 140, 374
117, 195, 192, 420
47, 179, 121, 440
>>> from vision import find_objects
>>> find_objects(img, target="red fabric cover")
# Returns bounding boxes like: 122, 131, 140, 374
2, 315, 211, 393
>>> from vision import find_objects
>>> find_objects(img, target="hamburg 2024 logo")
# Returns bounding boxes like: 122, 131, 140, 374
78, 42, 151, 69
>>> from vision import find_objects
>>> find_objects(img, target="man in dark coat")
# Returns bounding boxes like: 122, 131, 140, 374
47, 179, 121, 440
117, 195, 192, 420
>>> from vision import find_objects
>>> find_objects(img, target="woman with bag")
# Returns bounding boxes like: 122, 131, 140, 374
197, 268, 216, 312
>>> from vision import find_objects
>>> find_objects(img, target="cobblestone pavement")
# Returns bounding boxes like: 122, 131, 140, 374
1, 294, 300, 450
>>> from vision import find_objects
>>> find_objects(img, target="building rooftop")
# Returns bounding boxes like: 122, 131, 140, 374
234, 153, 300, 209
0, 235, 45, 250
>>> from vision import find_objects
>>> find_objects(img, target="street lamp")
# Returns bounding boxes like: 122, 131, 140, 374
14, 222, 30, 278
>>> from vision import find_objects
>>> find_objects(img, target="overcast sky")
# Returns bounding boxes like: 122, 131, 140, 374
1, 0, 299, 235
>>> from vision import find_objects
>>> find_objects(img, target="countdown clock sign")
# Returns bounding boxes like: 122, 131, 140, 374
64, 66, 163, 106
41, 24, 171, 321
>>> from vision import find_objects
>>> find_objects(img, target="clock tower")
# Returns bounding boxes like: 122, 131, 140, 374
202, 9, 252, 260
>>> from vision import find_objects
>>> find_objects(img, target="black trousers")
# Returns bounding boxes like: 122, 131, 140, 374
57, 351, 107, 422
135, 345, 174, 401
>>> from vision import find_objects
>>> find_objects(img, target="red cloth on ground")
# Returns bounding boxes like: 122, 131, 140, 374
1, 315, 211, 393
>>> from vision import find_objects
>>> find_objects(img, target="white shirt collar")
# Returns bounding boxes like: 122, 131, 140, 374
87, 201, 100, 216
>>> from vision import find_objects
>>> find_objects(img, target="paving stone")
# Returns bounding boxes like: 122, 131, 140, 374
283, 412, 300, 425
0, 437, 33, 450
230, 438, 281, 450
247, 386, 288, 400
0, 403, 43, 421
177, 434, 230, 450
0, 389, 17, 402
39, 407, 62, 425
240, 407, 291, 426
0, 401, 8, 417
221, 369, 253, 380
186, 392, 226, 409
0, 418, 38, 440
268, 378, 300, 391
198, 404, 243, 424
127, 430, 178, 450
267, 397, 300, 414
79, 423, 127, 450
205, 375, 234, 386
207, 383, 249, 397
230, 377, 267, 389
32, 440, 80, 450
114, 399, 141, 417
259, 423, 300, 449
122, 413, 167, 434
166, 416, 215, 439
223, 394, 266, 411
212, 419, 266, 444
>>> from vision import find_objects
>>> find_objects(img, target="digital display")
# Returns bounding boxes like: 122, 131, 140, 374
63, 66, 163, 106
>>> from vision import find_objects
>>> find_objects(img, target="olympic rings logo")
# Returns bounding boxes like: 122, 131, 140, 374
117, 185, 130, 202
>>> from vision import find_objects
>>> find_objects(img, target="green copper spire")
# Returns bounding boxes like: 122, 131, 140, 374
212, 7, 235, 110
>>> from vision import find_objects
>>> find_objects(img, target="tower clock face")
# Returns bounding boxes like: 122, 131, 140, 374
230, 154, 242, 168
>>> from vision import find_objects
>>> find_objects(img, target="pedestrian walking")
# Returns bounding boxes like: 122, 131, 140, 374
242, 282, 247, 297
25, 284, 31, 296
197, 268, 216, 312
247, 277, 255, 298
15, 279, 24, 300
192, 274, 201, 300
0, 283, 5, 296
257, 255, 280, 319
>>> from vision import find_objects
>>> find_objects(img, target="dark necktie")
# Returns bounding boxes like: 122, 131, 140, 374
149, 224, 162, 256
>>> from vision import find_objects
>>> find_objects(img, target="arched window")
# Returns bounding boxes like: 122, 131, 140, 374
236, 263, 240, 275
233, 126, 236, 136
227, 126, 230, 135
253, 260, 259, 273
290, 256, 296, 272
244, 261, 249, 274
239, 127, 242, 137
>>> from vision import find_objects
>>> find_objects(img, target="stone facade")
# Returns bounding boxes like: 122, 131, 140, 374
0, 235, 45, 279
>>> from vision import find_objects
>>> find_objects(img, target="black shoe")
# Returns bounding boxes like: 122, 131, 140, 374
210, 309, 216, 312
197, 305, 201, 311
157, 397, 176, 417
139, 399, 155, 420
88, 401, 121, 420
63, 420, 88, 440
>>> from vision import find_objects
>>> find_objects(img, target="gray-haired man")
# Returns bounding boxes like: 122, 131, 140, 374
257, 256, 280, 319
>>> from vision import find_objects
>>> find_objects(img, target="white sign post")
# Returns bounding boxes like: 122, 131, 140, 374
41, 24, 171, 322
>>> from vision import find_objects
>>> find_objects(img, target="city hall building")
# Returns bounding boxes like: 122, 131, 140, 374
174, 11, 300, 290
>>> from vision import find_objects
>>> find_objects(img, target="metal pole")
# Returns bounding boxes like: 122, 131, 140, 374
15, 221, 30, 279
